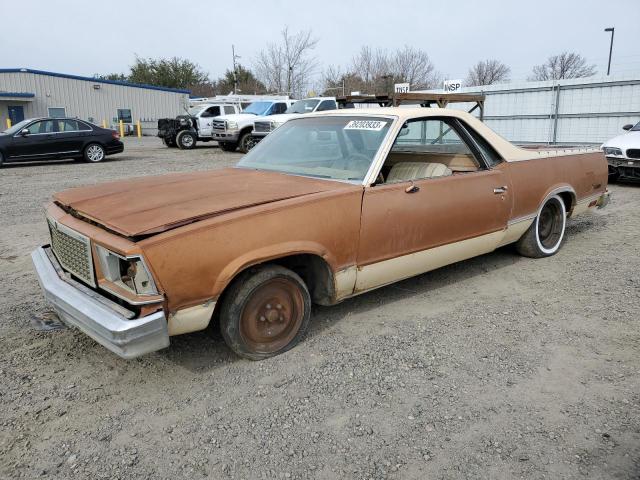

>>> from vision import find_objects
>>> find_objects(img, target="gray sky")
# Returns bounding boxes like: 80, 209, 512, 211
2, 0, 639, 85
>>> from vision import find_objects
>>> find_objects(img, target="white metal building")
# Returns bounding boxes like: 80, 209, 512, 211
421, 74, 640, 145
0, 68, 190, 133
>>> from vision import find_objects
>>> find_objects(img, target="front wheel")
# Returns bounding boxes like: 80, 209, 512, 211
516, 194, 567, 258
238, 131, 254, 153
84, 143, 105, 163
220, 265, 311, 360
0, 150, 4, 167
176, 130, 196, 149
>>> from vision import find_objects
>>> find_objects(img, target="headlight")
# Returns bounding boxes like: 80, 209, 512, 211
270, 121, 283, 131
603, 147, 623, 156
227, 121, 239, 130
95, 245, 158, 296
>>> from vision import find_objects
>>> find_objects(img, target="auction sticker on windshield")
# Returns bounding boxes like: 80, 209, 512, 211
344, 120, 387, 131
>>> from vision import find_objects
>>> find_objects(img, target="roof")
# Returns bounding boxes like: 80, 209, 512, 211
0, 91, 35, 98
310, 107, 599, 161
0, 68, 191, 94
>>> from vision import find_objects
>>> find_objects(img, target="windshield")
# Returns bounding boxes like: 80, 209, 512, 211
237, 116, 392, 182
286, 99, 320, 114
2, 119, 31, 135
242, 102, 273, 116
632, 121, 640, 132
188, 106, 206, 116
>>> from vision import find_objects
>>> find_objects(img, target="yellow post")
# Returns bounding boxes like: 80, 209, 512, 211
102, 119, 107, 128
136, 120, 142, 138
6, 118, 11, 129
119, 120, 124, 138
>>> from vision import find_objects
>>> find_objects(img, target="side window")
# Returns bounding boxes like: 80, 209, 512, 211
25, 120, 56, 134
25, 121, 43, 134
223, 106, 235, 115
59, 120, 79, 131
273, 103, 287, 114
382, 118, 482, 183
317, 100, 337, 112
201, 106, 220, 118
77, 121, 92, 131
459, 122, 503, 167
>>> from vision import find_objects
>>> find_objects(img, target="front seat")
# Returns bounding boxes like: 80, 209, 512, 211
386, 162, 452, 183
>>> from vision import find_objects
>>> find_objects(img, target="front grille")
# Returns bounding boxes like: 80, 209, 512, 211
212, 120, 226, 132
47, 218, 95, 287
627, 149, 640, 159
254, 121, 271, 133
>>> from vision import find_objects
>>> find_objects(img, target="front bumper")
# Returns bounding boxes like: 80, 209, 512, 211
31, 246, 169, 359
606, 156, 640, 178
212, 130, 240, 142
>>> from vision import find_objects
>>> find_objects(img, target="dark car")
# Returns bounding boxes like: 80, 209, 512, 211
0, 117, 124, 167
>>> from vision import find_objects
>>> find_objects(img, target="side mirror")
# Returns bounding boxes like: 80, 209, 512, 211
20, 128, 30, 136
622, 124, 633, 131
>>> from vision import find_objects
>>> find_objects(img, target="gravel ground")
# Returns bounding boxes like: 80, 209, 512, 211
0, 137, 639, 480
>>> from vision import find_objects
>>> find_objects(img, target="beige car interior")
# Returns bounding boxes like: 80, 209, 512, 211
380, 121, 483, 184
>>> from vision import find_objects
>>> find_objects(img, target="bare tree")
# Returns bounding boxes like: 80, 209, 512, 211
348, 45, 440, 93
390, 45, 441, 90
254, 27, 318, 97
529, 52, 596, 81
322, 64, 367, 95
465, 59, 510, 86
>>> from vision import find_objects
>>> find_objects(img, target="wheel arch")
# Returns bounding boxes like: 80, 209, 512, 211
539, 185, 576, 216
213, 245, 342, 312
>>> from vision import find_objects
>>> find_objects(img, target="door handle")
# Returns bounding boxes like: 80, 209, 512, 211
493, 186, 508, 194
405, 184, 420, 194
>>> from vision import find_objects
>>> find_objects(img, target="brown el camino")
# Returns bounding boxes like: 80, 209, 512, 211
32, 108, 609, 359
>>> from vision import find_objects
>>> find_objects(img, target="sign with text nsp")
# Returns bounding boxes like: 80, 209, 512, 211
443, 79, 463, 93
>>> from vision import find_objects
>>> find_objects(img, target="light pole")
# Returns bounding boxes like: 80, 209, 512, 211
604, 27, 615, 76
231, 45, 241, 92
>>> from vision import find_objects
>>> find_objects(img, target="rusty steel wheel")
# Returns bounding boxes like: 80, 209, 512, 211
220, 265, 311, 360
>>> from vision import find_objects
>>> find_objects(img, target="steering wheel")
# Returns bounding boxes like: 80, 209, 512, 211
334, 153, 371, 173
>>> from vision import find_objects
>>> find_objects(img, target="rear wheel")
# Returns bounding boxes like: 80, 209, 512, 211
0, 150, 4, 167
219, 141, 238, 152
176, 130, 196, 149
516, 195, 567, 258
84, 143, 105, 163
220, 265, 311, 360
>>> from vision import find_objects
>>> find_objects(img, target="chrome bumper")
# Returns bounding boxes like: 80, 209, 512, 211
31, 246, 169, 359
212, 131, 239, 142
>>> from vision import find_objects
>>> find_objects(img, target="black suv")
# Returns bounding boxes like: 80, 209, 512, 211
0, 118, 124, 166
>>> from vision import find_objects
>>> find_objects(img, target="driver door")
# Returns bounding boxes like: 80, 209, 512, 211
198, 106, 220, 137
355, 117, 512, 291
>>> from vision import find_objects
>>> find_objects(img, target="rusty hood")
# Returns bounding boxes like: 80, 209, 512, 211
54, 168, 357, 237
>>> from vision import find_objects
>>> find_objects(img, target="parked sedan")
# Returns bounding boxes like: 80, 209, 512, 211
601, 121, 640, 181
0, 118, 124, 166
31, 108, 608, 360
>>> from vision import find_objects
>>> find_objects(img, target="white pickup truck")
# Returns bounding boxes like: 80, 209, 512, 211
211, 99, 292, 153
157, 103, 241, 149
251, 97, 337, 145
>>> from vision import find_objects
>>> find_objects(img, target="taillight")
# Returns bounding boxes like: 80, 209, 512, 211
112, 131, 120, 140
